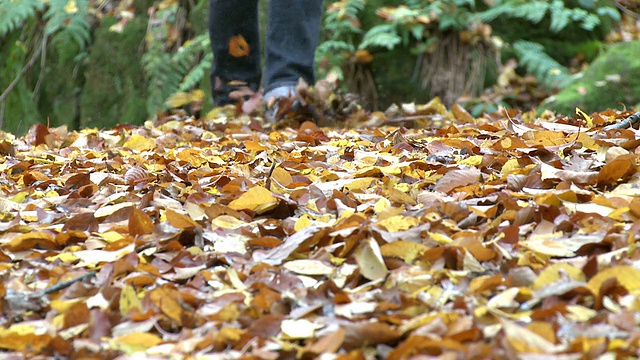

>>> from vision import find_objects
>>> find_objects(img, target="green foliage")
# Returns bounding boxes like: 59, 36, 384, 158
0, 0, 44, 37
1, 39, 41, 135
539, 40, 640, 115
477, 0, 619, 33
142, 4, 212, 114
512, 40, 572, 90
43, 0, 91, 49
318, 0, 621, 108
316, 0, 365, 79
79, 16, 148, 128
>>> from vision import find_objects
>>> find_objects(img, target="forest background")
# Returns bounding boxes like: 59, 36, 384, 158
0, 0, 639, 135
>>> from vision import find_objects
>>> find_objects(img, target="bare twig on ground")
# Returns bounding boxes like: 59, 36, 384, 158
603, 110, 640, 130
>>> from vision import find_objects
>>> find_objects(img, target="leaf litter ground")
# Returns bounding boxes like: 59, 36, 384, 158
1, 100, 640, 359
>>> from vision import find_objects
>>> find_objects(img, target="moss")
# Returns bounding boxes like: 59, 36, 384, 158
539, 40, 640, 115
79, 16, 148, 129
37, 34, 85, 129
0, 30, 41, 135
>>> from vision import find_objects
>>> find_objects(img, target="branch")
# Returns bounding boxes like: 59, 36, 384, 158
0, 32, 47, 104
603, 111, 640, 131
34, 271, 96, 297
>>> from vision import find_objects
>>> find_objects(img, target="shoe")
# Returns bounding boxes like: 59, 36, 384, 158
263, 85, 318, 124
211, 78, 259, 107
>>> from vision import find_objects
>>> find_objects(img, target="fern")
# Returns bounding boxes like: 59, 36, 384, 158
174, 34, 212, 92
44, 0, 91, 49
513, 40, 572, 90
477, 0, 619, 33
359, 24, 402, 50
0, 0, 44, 37
142, 46, 183, 114
143, 24, 212, 112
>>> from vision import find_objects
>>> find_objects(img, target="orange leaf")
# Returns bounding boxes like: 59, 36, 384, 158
166, 209, 199, 229
148, 285, 184, 324
2, 232, 58, 251
229, 35, 250, 57
597, 154, 638, 186
128, 208, 154, 237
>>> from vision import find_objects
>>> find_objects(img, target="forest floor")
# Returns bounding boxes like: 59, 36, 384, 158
1, 98, 640, 359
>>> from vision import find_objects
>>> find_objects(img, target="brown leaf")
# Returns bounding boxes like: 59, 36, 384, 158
433, 167, 481, 193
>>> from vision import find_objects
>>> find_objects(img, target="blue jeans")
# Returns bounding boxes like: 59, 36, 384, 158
209, 0, 323, 106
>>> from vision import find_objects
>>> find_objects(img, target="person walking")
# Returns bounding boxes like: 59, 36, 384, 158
209, 0, 323, 120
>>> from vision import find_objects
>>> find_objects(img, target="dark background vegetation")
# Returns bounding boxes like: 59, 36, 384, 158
1, 0, 638, 135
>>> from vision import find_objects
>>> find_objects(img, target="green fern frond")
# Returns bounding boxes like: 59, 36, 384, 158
513, 40, 572, 90
142, 46, 183, 114
0, 0, 44, 37
478, 0, 617, 32
143, 32, 212, 113
549, 1, 572, 32
44, 0, 91, 49
317, 40, 354, 53
359, 24, 402, 50
179, 52, 212, 92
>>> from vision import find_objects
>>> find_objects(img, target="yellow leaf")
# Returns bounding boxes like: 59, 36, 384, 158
294, 214, 312, 231
531, 263, 585, 290
96, 231, 126, 243
459, 155, 483, 166
228, 186, 278, 214
271, 167, 293, 186
428, 232, 453, 244
123, 134, 155, 152
380, 241, 428, 263
111, 332, 162, 354
0, 324, 52, 351
165, 92, 190, 108
374, 198, 390, 213
576, 107, 593, 128
211, 215, 245, 229
9, 191, 28, 203
587, 266, 640, 296
343, 178, 376, 192
354, 238, 388, 281
50, 298, 83, 313
501, 158, 520, 175
120, 285, 143, 315
378, 215, 418, 232
177, 148, 207, 167
64, 0, 78, 14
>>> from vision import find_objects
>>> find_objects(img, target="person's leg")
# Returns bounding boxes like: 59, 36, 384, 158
209, 0, 261, 106
263, 0, 323, 102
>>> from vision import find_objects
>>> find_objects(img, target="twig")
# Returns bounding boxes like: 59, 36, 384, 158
34, 271, 96, 297
603, 110, 640, 131
0, 34, 46, 104
385, 114, 444, 123
33, 33, 49, 100
615, 2, 640, 19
